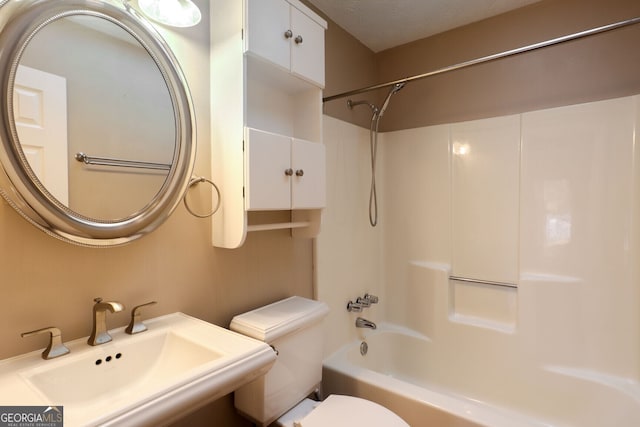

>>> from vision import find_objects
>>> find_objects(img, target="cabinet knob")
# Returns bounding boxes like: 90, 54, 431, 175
294, 35, 303, 44
295, 169, 304, 177
284, 168, 294, 176
284, 29, 293, 39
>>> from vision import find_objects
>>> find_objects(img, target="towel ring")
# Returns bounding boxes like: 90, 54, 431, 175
183, 177, 221, 218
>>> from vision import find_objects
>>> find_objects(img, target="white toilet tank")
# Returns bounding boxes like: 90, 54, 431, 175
230, 296, 330, 426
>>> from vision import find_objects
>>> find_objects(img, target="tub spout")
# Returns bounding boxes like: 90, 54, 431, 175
356, 317, 376, 329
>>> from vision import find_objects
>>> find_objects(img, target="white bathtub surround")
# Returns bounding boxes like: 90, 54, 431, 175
519, 97, 640, 379
318, 95, 640, 426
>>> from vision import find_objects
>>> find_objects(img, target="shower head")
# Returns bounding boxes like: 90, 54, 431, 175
378, 82, 406, 117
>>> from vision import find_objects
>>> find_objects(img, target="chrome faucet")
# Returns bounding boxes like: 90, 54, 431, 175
88, 297, 124, 346
355, 317, 377, 329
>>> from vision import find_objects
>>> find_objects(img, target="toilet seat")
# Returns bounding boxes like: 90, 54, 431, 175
294, 395, 409, 427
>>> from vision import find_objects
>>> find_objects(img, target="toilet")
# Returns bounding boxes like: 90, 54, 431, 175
230, 296, 409, 427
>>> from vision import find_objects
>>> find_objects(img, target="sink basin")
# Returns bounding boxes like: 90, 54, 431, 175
0, 313, 277, 426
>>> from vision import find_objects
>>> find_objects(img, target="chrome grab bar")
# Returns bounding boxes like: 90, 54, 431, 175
75, 152, 171, 171
449, 276, 518, 289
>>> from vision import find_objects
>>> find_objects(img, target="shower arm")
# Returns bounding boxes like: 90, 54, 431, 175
347, 82, 405, 119
347, 99, 379, 116
322, 16, 640, 103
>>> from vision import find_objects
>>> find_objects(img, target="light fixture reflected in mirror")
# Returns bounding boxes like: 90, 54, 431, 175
138, 0, 201, 28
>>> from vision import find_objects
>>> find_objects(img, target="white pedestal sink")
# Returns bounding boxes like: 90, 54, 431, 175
0, 313, 277, 426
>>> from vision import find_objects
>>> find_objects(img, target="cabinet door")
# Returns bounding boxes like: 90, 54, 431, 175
291, 138, 325, 209
290, 7, 325, 87
245, 0, 290, 72
245, 128, 291, 210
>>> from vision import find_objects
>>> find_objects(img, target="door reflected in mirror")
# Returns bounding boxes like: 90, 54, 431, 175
14, 15, 175, 221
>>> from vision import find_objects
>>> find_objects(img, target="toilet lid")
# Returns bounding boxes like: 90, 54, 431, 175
295, 395, 409, 427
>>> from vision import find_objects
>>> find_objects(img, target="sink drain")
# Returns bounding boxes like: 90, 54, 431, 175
360, 341, 368, 356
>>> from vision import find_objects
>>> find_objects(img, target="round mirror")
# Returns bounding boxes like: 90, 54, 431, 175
0, 0, 196, 246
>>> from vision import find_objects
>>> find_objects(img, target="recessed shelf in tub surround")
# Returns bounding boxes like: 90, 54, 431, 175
405, 262, 518, 334
449, 278, 517, 333
448, 115, 520, 333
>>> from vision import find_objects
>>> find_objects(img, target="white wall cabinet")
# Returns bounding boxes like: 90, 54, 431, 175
245, 128, 325, 211
245, 0, 325, 87
211, 0, 327, 248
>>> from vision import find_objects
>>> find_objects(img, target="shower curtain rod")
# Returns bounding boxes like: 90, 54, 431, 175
322, 16, 640, 103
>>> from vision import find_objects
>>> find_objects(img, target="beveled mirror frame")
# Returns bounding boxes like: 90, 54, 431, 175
0, 0, 196, 247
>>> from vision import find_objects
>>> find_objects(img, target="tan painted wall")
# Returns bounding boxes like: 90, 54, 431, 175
320, 0, 640, 132
321, 15, 379, 130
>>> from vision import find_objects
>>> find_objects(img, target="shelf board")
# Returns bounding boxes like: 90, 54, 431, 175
247, 221, 311, 232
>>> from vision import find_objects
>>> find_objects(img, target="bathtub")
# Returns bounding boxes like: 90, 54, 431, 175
322, 323, 640, 427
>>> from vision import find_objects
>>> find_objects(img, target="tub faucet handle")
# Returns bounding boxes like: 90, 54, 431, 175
125, 301, 158, 335
364, 293, 379, 304
21, 326, 70, 360
356, 297, 371, 307
347, 300, 363, 312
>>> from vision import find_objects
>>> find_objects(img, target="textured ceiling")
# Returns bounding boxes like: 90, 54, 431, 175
306, 0, 542, 52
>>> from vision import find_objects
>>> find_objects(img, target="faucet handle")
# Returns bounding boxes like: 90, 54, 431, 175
125, 301, 157, 335
356, 297, 371, 307
21, 326, 70, 360
364, 294, 379, 304
346, 300, 363, 312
